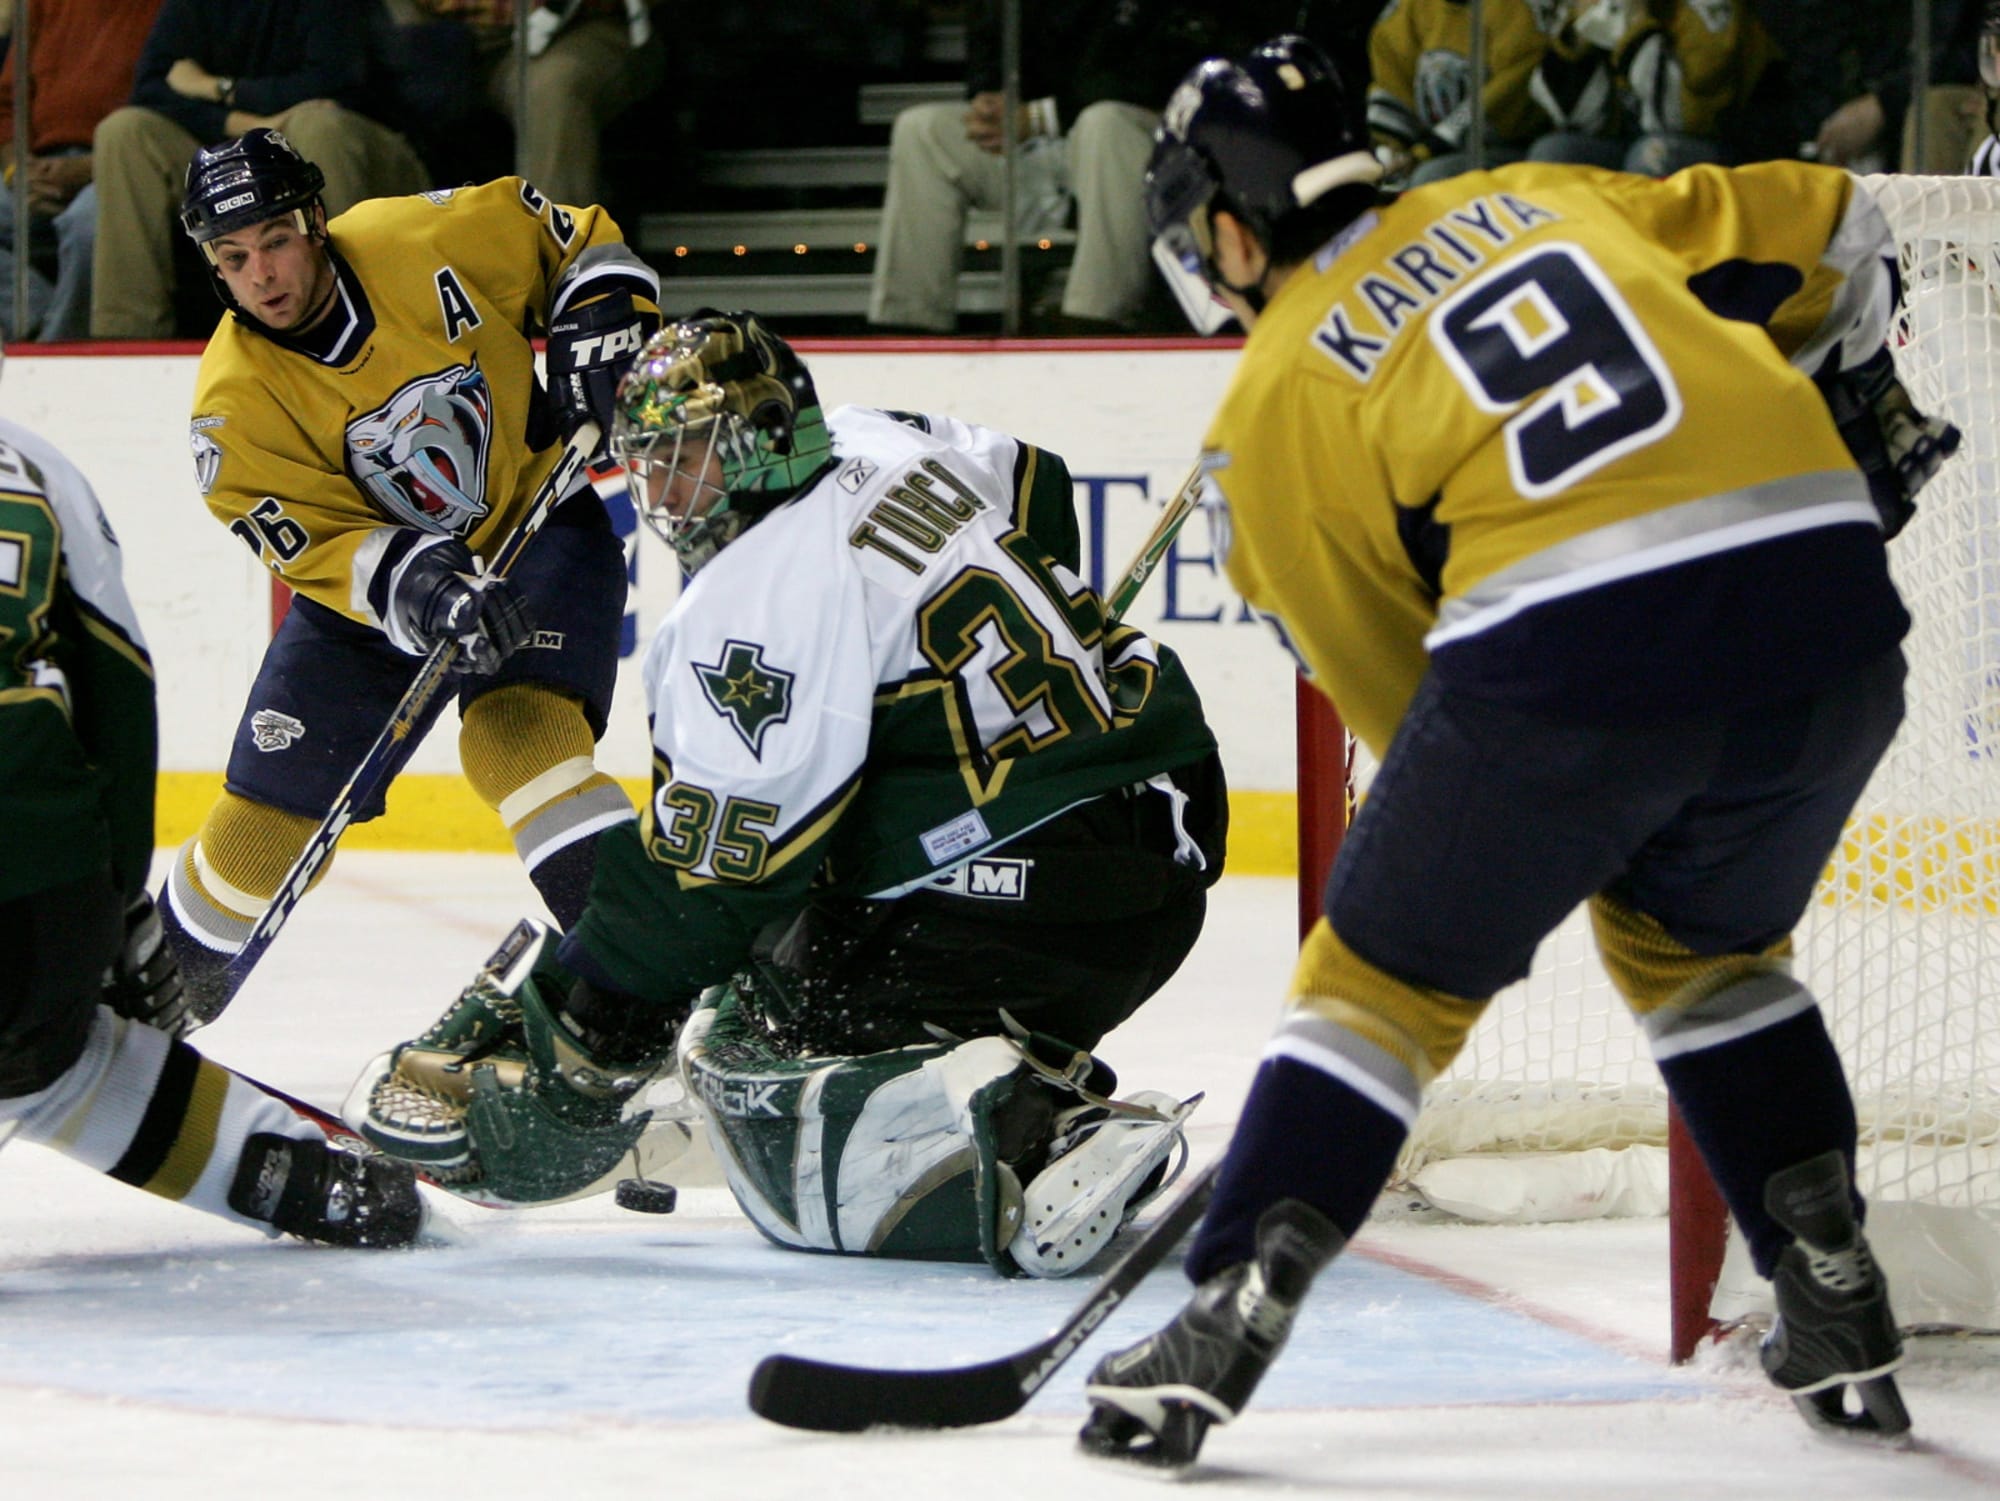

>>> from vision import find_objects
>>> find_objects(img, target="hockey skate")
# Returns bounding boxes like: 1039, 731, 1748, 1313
1079, 1198, 1345, 1469
1007, 1090, 1198, 1277
228, 1132, 426, 1248
1758, 1151, 1910, 1437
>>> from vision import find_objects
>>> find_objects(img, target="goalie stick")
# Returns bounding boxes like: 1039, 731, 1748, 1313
216, 423, 601, 1000
1103, 459, 1205, 624
747, 1158, 1218, 1432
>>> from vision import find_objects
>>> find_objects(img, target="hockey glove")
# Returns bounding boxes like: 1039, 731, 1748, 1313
546, 289, 659, 457
390, 535, 533, 674
1822, 347, 1961, 539
101, 894, 191, 1039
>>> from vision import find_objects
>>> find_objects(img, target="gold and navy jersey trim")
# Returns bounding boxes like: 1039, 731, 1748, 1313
1427, 469, 1877, 650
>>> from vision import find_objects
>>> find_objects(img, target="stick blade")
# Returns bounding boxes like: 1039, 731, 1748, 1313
749, 1351, 1030, 1432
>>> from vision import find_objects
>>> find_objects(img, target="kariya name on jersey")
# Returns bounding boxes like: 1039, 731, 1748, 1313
1312, 190, 1563, 381
346, 361, 496, 535
694, 639, 795, 757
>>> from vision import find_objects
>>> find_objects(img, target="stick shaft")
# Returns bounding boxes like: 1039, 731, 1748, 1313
221, 425, 600, 991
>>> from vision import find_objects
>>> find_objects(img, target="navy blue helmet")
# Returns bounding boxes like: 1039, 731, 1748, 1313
1145, 34, 1381, 332
179, 128, 328, 258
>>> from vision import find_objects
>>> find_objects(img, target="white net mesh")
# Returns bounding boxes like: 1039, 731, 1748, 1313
1361, 178, 2000, 1323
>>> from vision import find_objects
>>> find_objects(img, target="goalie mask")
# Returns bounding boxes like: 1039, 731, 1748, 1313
1145, 34, 1383, 334
610, 309, 834, 574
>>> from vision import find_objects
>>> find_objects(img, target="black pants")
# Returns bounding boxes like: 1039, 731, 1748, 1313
750, 755, 1227, 1055
1324, 650, 1907, 998
0, 866, 122, 1096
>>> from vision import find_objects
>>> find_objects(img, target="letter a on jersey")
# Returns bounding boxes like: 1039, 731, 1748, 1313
694, 640, 795, 757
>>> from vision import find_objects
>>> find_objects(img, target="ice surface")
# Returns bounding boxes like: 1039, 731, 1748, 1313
4, 858, 1998, 1500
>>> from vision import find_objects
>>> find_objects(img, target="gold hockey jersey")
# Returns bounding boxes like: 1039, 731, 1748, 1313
1204, 159, 1909, 757
187, 178, 658, 630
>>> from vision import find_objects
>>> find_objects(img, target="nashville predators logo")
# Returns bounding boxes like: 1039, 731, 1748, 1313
693, 639, 794, 758
346, 361, 495, 536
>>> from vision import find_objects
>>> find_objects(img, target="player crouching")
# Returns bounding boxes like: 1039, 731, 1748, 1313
346, 311, 1228, 1273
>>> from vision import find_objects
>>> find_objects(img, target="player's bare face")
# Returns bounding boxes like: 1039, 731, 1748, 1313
211, 217, 336, 332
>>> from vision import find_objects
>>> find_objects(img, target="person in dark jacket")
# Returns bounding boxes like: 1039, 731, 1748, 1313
89, 0, 429, 337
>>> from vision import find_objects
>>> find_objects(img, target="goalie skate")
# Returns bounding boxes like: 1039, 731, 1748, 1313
1008, 1090, 1199, 1277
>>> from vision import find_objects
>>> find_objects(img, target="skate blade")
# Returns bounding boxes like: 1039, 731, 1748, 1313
1078, 1399, 1214, 1472
1795, 1374, 1913, 1441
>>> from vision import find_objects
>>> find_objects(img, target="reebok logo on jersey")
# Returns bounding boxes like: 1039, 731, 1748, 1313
837, 457, 877, 492
693, 639, 794, 757
250, 708, 306, 752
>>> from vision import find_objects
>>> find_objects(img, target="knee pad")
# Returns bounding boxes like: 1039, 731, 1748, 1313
165, 791, 324, 947
1288, 918, 1487, 1087
459, 684, 633, 869
1590, 892, 1794, 1016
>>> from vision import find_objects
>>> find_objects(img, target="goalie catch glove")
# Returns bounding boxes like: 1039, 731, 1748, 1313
387, 534, 532, 674
546, 289, 660, 458
100, 894, 191, 1039
1822, 346, 1961, 539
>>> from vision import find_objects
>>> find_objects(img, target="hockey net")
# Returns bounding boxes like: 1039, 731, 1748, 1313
1324, 173, 2000, 1336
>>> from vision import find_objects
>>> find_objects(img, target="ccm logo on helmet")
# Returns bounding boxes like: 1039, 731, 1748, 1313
216, 191, 258, 213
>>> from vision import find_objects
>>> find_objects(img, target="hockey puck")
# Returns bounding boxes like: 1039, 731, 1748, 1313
615, 1177, 678, 1214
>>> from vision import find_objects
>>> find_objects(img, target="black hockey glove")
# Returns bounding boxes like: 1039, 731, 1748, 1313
391, 535, 533, 674
1821, 346, 1961, 539
101, 894, 191, 1039
546, 290, 659, 457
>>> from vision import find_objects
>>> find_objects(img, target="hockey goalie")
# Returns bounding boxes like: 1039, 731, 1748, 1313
347, 310, 1228, 1275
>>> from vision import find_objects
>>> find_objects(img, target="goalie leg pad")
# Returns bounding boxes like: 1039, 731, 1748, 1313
680, 985, 1195, 1274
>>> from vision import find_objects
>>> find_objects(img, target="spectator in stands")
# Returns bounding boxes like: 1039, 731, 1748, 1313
0, 0, 160, 341
867, 0, 1304, 335
1528, 1, 1779, 176
1757, 0, 1983, 173
393, 0, 664, 213
1367, 0, 1558, 186
89, 0, 431, 340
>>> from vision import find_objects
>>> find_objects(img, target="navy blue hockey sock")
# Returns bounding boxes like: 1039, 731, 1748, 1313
1185, 1054, 1407, 1284
1656, 1006, 1860, 1276
528, 835, 603, 931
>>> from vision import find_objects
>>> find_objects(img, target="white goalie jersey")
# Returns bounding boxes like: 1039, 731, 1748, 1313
637, 404, 1203, 902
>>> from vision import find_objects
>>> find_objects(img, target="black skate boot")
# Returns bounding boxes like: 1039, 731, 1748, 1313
229, 1132, 426, 1249
1079, 1198, 1345, 1469
1759, 1150, 1910, 1437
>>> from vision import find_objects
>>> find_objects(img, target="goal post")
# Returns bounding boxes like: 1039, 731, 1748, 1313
1299, 171, 2000, 1358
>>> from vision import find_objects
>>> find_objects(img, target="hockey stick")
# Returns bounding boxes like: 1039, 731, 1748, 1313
1103, 459, 1205, 624
748, 1157, 1218, 1432
217, 423, 601, 997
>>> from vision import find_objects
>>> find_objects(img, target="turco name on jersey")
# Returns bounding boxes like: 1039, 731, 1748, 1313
568, 407, 1218, 1007
186, 177, 658, 641
1206, 160, 1910, 757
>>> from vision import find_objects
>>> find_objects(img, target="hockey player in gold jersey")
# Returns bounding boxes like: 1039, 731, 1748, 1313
1078, 35, 1958, 1467
159, 129, 659, 1023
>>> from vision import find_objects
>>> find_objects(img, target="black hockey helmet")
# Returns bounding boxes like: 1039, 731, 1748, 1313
179, 128, 327, 263
1145, 34, 1382, 332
